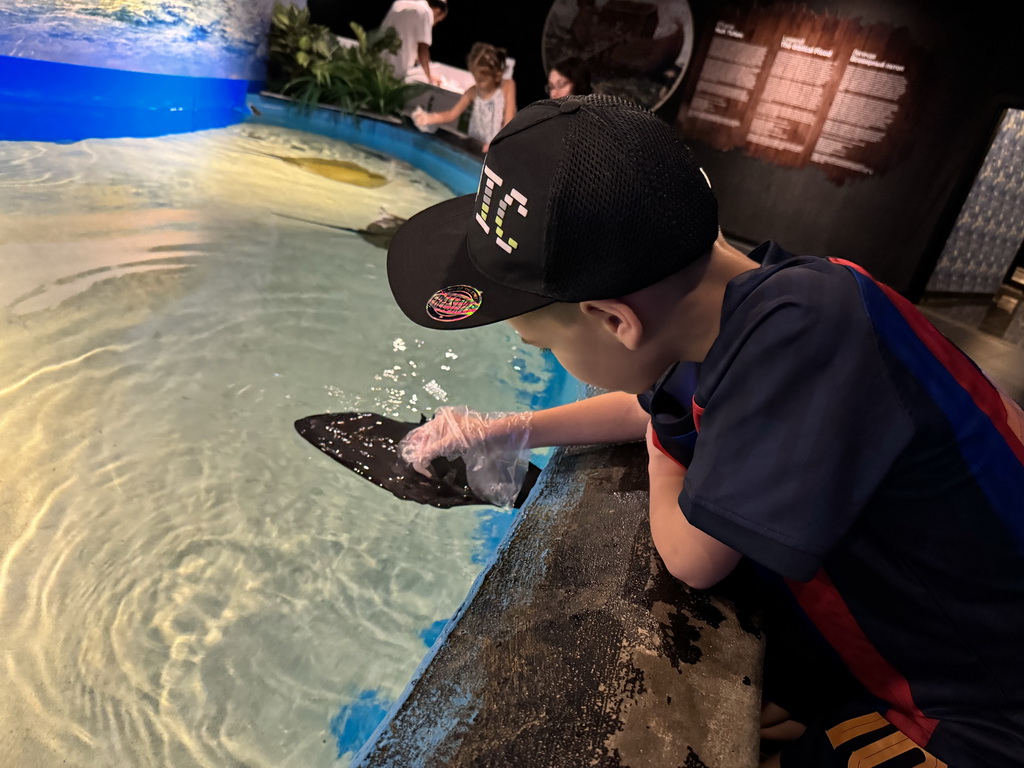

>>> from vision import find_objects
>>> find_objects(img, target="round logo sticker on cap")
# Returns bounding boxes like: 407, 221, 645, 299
426, 285, 483, 322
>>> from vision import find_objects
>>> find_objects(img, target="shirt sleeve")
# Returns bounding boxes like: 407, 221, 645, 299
417, 7, 432, 46
639, 363, 702, 467
680, 264, 915, 581
638, 362, 699, 414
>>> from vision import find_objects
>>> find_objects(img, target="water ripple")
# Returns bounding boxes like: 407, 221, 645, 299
0, 124, 555, 768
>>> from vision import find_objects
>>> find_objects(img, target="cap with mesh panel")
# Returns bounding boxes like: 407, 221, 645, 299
386, 94, 718, 330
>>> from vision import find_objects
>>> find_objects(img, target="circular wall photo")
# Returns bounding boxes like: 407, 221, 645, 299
542, 0, 696, 111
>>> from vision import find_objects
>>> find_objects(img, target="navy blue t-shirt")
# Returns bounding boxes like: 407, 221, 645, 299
639, 242, 1024, 765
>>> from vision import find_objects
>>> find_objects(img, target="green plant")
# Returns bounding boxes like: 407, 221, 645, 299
267, 2, 426, 118
267, 3, 337, 99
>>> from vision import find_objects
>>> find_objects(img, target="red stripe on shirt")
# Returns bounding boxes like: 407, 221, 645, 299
691, 397, 704, 432
650, 428, 687, 469
787, 570, 939, 747
829, 258, 1024, 464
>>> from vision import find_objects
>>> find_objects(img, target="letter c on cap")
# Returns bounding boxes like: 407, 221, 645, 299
475, 162, 528, 253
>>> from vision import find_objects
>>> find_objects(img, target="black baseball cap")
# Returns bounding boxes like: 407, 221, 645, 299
387, 94, 718, 330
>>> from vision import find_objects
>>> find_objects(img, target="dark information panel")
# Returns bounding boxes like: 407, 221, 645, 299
678, 4, 925, 185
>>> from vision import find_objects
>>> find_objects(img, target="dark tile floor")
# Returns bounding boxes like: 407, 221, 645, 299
917, 299, 1024, 406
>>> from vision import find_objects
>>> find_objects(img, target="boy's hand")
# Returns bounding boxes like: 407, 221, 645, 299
400, 406, 531, 475
398, 406, 533, 507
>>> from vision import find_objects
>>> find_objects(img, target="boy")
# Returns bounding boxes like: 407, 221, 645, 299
385, 95, 1024, 766
379, 0, 448, 85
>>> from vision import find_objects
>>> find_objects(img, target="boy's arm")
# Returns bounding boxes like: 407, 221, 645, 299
525, 390, 649, 448
402, 391, 649, 477
527, 396, 742, 589
646, 424, 742, 589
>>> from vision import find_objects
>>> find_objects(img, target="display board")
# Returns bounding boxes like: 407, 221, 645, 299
677, 4, 925, 185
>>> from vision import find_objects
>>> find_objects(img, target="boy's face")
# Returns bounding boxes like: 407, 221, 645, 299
431, 9, 447, 25
508, 305, 666, 395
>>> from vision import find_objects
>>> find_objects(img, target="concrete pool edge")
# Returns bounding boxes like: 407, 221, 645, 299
351, 441, 767, 767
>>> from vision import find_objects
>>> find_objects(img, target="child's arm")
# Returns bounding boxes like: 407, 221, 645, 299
482, 79, 518, 152
501, 78, 517, 127
414, 87, 475, 127
645, 423, 742, 589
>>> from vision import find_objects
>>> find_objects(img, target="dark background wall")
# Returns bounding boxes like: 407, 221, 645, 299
676, 0, 1024, 299
308, 0, 1024, 299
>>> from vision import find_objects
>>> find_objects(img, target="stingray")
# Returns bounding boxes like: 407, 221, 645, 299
248, 151, 390, 187
295, 412, 540, 509
274, 210, 407, 249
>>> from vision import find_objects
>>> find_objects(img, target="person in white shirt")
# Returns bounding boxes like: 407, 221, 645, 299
379, 0, 448, 84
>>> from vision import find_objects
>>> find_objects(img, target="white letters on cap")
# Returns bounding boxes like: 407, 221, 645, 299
475, 161, 528, 253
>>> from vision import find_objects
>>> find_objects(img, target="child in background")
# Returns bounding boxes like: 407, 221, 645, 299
413, 43, 517, 153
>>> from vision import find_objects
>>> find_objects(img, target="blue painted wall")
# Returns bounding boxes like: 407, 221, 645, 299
0, 1, 304, 140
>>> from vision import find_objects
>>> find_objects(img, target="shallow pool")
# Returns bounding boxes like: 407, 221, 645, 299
0, 123, 565, 767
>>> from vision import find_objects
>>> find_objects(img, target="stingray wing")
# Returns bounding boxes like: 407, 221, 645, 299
295, 412, 540, 509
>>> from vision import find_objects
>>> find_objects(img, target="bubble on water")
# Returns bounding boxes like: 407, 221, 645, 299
423, 380, 448, 402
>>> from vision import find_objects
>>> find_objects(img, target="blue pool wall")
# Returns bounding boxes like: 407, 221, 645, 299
0, 56, 255, 142
246, 93, 486, 197
0, 1, 304, 141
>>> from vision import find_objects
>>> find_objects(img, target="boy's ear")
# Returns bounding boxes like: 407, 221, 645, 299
579, 299, 644, 351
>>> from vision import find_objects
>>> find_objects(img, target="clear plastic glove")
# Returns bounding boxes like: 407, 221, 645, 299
411, 106, 438, 134
398, 406, 533, 508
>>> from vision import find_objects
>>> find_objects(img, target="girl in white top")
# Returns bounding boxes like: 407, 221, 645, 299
413, 43, 517, 153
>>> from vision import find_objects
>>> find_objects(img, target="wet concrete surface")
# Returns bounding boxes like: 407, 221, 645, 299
354, 441, 765, 768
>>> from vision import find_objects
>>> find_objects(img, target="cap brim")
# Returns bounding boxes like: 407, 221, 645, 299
387, 195, 555, 330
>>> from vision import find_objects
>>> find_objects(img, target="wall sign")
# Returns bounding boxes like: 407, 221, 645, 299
677, 5, 925, 184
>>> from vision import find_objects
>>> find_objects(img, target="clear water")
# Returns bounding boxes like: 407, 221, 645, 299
0, 123, 563, 767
